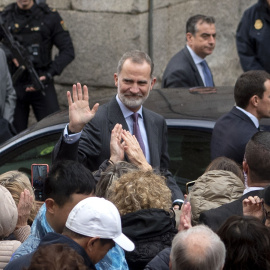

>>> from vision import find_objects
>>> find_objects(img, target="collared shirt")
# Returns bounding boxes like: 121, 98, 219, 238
186, 45, 207, 86
243, 186, 264, 195
63, 95, 150, 163
116, 95, 150, 163
235, 106, 259, 128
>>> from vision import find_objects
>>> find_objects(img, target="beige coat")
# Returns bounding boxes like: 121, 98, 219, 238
0, 240, 21, 270
189, 170, 245, 225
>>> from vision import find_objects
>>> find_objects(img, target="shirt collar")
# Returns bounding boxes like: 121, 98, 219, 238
243, 186, 264, 195
235, 106, 259, 128
116, 94, 143, 119
186, 45, 204, 65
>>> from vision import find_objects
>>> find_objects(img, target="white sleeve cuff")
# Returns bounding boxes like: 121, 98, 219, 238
63, 124, 82, 144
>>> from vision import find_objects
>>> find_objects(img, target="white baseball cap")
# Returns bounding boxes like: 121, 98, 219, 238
65, 197, 135, 252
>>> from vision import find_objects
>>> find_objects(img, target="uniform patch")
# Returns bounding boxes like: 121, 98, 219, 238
60, 20, 67, 31
254, 19, 263, 30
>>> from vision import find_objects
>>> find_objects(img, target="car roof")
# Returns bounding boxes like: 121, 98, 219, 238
1, 86, 270, 150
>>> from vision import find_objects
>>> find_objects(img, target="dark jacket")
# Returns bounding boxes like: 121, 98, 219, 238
211, 106, 258, 164
121, 208, 177, 270
199, 189, 265, 232
236, 0, 270, 73
4, 232, 96, 270
144, 248, 171, 270
162, 46, 209, 88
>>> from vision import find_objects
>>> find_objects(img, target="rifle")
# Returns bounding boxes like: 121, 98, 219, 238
0, 16, 45, 95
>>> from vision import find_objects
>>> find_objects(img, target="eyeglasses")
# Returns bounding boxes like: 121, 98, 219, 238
262, 201, 270, 220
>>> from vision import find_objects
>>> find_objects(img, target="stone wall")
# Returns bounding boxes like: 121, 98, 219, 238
0, 0, 257, 117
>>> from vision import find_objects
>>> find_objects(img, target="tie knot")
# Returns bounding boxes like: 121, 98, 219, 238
200, 60, 207, 68
132, 112, 139, 123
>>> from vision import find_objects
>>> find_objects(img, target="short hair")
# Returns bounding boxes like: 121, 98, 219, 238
44, 160, 96, 207
107, 170, 172, 216
24, 243, 88, 270
0, 170, 37, 224
217, 215, 270, 270
186, 14, 215, 35
234, 70, 270, 109
205, 156, 244, 182
170, 225, 226, 270
245, 131, 270, 183
96, 161, 139, 198
117, 50, 154, 78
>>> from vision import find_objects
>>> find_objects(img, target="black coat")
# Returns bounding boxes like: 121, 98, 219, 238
236, 0, 270, 73
121, 208, 177, 270
199, 189, 265, 232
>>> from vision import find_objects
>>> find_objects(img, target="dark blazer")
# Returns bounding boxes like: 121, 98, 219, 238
162, 46, 206, 88
199, 189, 265, 232
211, 106, 259, 164
53, 96, 183, 200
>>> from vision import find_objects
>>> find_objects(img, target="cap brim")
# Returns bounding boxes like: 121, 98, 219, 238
113, 233, 135, 252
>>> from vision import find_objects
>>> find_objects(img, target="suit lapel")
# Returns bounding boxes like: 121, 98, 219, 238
107, 96, 129, 132
183, 46, 204, 86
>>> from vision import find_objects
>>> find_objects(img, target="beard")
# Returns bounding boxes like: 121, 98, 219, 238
118, 84, 150, 109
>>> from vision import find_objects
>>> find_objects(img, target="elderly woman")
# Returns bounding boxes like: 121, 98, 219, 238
107, 170, 177, 270
0, 185, 21, 269
0, 171, 36, 243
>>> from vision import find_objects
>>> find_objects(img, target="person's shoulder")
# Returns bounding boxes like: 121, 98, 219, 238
142, 107, 165, 122
1, 2, 16, 15
4, 251, 34, 270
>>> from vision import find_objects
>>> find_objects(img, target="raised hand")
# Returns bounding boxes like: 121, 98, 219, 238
68, 83, 99, 133
16, 189, 33, 229
242, 195, 264, 221
122, 130, 152, 171
110, 124, 125, 163
178, 200, 192, 231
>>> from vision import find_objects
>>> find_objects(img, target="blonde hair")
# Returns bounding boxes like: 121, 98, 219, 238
107, 170, 172, 216
0, 170, 37, 224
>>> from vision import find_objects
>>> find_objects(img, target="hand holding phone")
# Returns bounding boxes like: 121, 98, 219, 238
31, 164, 49, 201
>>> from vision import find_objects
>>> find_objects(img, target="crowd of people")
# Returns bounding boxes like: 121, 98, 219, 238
1, 0, 270, 269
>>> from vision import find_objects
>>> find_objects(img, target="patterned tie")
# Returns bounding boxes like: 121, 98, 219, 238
132, 113, 145, 155
200, 60, 214, 87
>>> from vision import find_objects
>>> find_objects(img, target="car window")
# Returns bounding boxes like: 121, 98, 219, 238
168, 128, 211, 193
0, 133, 60, 178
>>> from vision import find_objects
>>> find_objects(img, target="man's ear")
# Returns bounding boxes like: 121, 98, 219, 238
150, 77, 156, 89
45, 198, 56, 214
243, 159, 249, 174
186, 32, 193, 44
114, 73, 118, 87
250, 95, 259, 107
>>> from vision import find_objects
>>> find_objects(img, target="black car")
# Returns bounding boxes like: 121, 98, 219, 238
1, 87, 269, 192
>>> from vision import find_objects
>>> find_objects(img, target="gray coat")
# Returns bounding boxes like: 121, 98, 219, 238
0, 47, 16, 123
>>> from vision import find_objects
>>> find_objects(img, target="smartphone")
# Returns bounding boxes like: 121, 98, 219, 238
186, 180, 196, 195
31, 164, 49, 201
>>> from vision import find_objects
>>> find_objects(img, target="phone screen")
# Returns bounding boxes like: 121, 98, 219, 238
186, 181, 196, 195
31, 164, 49, 201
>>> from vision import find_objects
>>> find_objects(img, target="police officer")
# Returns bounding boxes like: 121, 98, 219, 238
0, 0, 75, 132
236, 0, 270, 73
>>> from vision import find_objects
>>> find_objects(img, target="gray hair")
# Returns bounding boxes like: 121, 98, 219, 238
186, 14, 215, 35
116, 50, 154, 78
170, 225, 226, 270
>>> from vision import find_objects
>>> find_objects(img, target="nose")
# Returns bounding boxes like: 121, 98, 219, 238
130, 84, 140, 93
209, 35, 216, 45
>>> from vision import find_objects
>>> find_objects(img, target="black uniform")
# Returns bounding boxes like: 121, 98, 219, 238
0, 2, 75, 132
236, 0, 270, 73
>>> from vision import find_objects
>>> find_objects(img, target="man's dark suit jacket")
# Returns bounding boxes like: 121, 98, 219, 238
199, 189, 265, 232
162, 46, 211, 88
211, 106, 259, 164
53, 96, 183, 200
